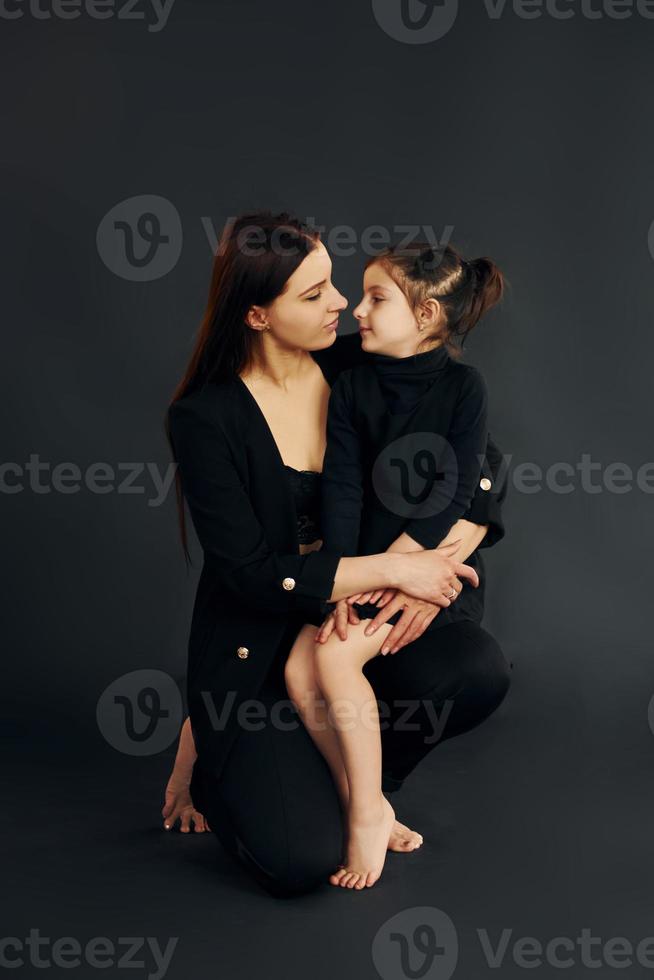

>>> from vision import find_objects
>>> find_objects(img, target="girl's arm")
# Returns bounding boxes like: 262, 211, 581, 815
389, 517, 488, 564
402, 366, 490, 550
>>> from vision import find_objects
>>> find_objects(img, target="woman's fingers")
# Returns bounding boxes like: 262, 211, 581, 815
381, 608, 419, 654
440, 576, 462, 603
363, 595, 406, 635
392, 611, 434, 652
453, 562, 479, 588
192, 810, 207, 833
346, 593, 363, 604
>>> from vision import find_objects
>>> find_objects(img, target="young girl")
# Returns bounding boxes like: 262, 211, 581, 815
283, 241, 505, 891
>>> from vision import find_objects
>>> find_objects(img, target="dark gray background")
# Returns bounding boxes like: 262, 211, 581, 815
3, 1, 653, 978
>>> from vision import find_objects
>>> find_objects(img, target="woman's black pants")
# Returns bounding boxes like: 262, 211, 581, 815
190, 616, 511, 898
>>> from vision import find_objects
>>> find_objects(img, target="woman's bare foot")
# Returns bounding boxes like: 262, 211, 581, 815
161, 773, 211, 833
330, 796, 396, 890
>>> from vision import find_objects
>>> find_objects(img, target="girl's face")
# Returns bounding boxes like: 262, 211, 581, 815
252, 240, 348, 352
354, 262, 433, 358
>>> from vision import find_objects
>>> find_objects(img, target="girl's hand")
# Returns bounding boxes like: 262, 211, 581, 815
316, 598, 361, 643
363, 591, 443, 655
346, 589, 396, 607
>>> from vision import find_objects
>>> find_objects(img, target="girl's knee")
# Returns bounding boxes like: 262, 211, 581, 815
283, 625, 318, 695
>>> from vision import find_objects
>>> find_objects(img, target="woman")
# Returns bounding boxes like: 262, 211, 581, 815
164, 211, 511, 897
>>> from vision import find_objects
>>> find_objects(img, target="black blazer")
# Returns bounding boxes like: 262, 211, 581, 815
168, 331, 507, 781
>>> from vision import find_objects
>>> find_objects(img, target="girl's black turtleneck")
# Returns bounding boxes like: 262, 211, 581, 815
320, 338, 489, 560
365, 342, 451, 416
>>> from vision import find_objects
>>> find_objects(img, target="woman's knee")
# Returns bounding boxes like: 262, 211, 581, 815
456, 625, 512, 712
266, 852, 339, 898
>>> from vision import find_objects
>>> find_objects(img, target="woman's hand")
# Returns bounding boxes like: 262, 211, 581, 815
394, 539, 479, 604
162, 776, 211, 833
161, 718, 210, 832
361, 590, 444, 655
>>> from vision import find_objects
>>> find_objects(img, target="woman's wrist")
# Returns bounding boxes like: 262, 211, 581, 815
330, 551, 399, 601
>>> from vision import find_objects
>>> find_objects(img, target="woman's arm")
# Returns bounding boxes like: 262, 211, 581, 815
169, 396, 475, 615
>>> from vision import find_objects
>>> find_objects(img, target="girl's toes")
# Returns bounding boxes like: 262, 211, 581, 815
329, 868, 347, 886
345, 873, 360, 889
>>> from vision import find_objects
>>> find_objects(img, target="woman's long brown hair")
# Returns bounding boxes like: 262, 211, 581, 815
164, 210, 321, 564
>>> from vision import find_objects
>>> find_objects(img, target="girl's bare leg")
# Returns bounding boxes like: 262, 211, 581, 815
314, 620, 403, 888
284, 626, 424, 859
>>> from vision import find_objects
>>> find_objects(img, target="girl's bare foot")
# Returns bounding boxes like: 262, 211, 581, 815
338, 818, 423, 862
388, 820, 423, 852
161, 773, 211, 833
330, 796, 396, 890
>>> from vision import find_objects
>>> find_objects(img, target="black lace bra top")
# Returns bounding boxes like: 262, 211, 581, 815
284, 465, 322, 545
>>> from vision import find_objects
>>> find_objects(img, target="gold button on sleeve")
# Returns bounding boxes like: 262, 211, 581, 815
282, 577, 296, 591
480, 477, 492, 491
237, 646, 249, 659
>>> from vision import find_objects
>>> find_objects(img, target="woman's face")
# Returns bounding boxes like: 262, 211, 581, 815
353, 261, 425, 358
259, 240, 348, 352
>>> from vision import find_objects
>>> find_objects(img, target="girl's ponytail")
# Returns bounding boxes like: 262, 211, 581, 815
461, 256, 505, 337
